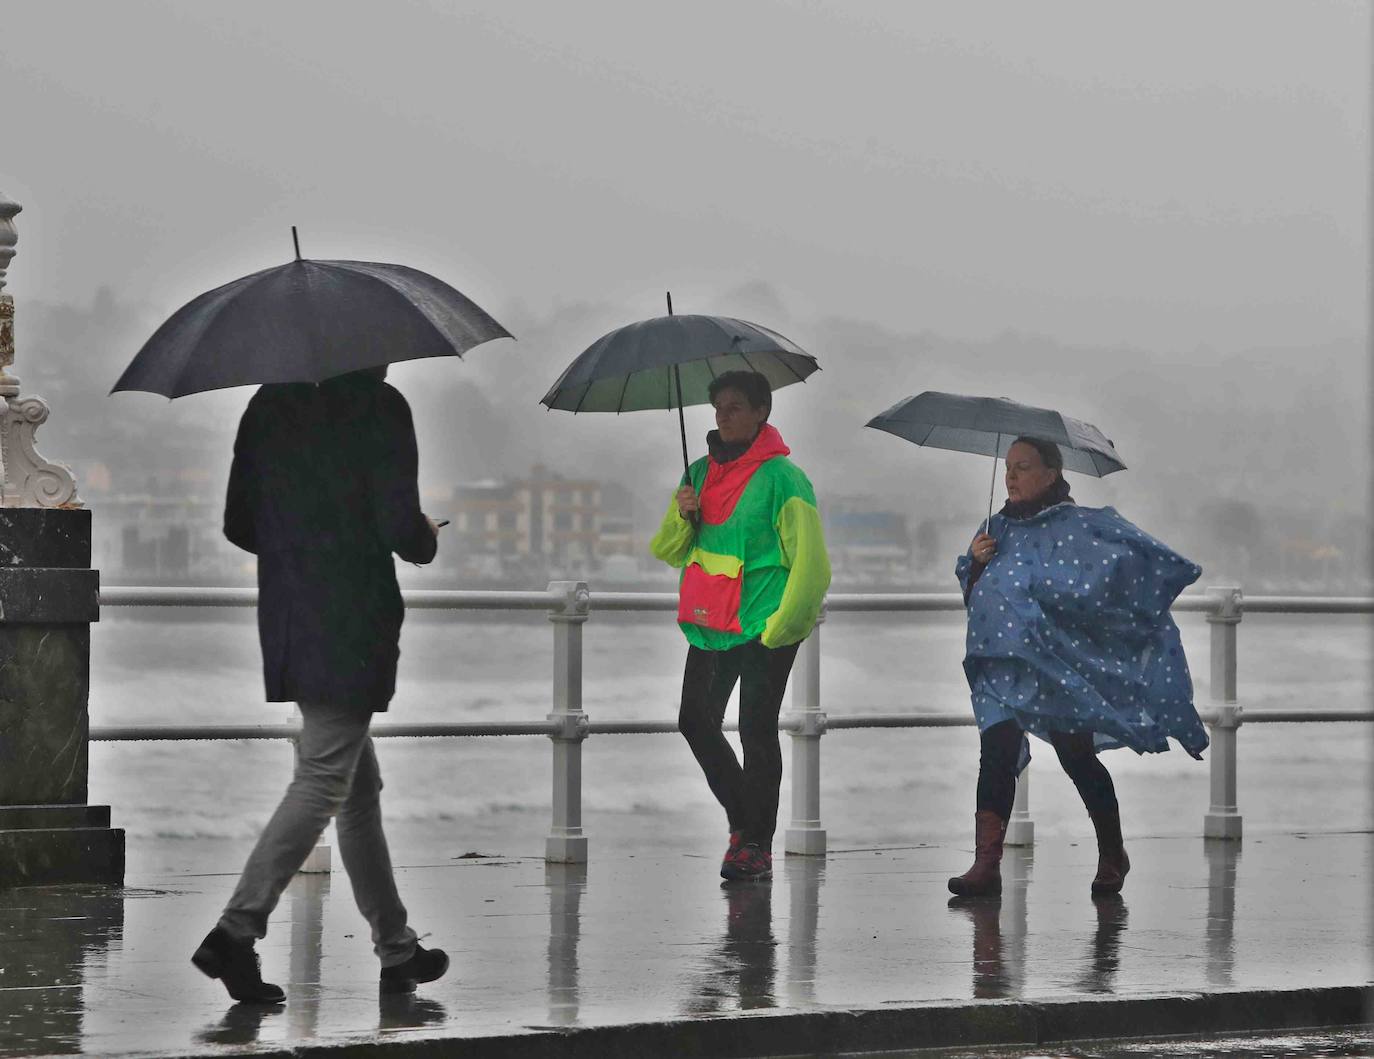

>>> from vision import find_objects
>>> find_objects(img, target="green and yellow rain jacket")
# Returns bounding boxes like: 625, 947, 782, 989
650, 424, 831, 651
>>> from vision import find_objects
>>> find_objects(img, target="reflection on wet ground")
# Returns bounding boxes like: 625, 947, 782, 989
192, 1004, 282, 1049
906, 1029, 1374, 1058
0, 832, 1367, 1056
945, 850, 1133, 1002
684, 880, 778, 1015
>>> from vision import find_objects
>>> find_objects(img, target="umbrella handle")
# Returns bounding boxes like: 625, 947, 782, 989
674, 360, 700, 529
985, 433, 1000, 535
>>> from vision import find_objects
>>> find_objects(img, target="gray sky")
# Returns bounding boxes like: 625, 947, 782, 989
0, 0, 1370, 583
2, 0, 1367, 351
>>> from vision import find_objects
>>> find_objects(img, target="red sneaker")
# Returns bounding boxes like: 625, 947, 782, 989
719, 830, 744, 878
722, 842, 772, 881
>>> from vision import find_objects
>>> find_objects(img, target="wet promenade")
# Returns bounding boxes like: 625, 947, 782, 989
0, 830, 1369, 1057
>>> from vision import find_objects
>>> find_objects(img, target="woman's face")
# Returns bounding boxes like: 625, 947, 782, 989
713, 388, 768, 444
1005, 441, 1059, 504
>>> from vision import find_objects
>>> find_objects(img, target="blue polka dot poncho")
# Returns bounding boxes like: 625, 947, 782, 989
955, 503, 1208, 760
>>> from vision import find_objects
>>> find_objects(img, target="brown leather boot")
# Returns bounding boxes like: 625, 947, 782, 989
948, 810, 1007, 896
1089, 810, 1130, 895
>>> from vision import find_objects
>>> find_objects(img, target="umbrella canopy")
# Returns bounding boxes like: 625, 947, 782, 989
540, 313, 818, 413
113, 258, 511, 397
866, 391, 1125, 476
866, 391, 1125, 529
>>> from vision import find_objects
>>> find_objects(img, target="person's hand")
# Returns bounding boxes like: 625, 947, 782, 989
970, 532, 997, 564
426, 516, 441, 538
676, 485, 700, 519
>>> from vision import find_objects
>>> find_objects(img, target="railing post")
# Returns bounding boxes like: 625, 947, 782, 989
1005, 764, 1034, 847
1203, 586, 1243, 840
784, 603, 827, 856
546, 581, 590, 863
289, 706, 332, 873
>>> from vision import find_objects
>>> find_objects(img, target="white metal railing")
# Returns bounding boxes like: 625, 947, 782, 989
94, 582, 1374, 861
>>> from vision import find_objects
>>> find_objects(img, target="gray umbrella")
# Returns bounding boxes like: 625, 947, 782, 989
541, 296, 819, 477
113, 231, 511, 397
866, 391, 1126, 527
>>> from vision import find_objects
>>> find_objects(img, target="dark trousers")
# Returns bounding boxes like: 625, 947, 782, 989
679, 639, 801, 848
976, 718, 1119, 820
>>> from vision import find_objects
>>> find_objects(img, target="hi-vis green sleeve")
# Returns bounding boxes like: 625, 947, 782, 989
650, 495, 696, 567
761, 495, 831, 648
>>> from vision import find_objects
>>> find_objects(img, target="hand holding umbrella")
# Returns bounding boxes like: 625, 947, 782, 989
675, 481, 702, 520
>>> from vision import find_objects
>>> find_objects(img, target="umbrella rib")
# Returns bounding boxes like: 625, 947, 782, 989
736, 350, 761, 375
776, 353, 809, 385
163, 266, 283, 396
571, 379, 593, 416
331, 260, 513, 352
614, 370, 632, 415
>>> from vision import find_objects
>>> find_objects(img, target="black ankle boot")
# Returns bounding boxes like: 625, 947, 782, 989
192, 926, 286, 1004
379, 943, 450, 994
1089, 810, 1130, 895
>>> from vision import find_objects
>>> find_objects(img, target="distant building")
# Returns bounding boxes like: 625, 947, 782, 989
822, 497, 912, 586
443, 464, 613, 579
595, 480, 642, 559
528, 465, 602, 566
89, 490, 244, 581
449, 480, 524, 563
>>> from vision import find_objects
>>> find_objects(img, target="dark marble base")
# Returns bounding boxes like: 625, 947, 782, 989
0, 804, 111, 828
0, 509, 118, 887
0, 804, 124, 888
0, 624, 91, 804
0, 508, 97, 806
0, 507, 91, 568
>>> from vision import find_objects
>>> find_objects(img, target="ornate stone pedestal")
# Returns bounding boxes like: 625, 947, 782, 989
0, 508, 123, 887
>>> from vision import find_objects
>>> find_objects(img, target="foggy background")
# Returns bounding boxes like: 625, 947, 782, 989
2, 0, 1368, 591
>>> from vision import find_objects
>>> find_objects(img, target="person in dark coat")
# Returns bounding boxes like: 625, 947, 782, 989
191, 367, 449, 1004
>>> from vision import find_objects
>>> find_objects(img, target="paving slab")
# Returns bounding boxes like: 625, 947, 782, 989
0, 832, 1369, 1057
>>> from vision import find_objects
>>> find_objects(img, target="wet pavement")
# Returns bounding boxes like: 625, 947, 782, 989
0, 832, 1368, 1057
898, 1029, 1374, 1058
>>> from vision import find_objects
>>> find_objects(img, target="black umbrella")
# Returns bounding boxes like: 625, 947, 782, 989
866, 391, 1126, 529
541, 293, 819, 479
113, 229, 511, 397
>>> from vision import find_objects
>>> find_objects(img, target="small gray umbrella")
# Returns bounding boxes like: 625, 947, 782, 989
541, 294, 819, 478
866, 391, 1126, 528
113, 230, 511, 397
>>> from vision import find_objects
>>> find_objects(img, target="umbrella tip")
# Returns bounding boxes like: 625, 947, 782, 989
291, 226, 302, 261
665, 291, 673, 316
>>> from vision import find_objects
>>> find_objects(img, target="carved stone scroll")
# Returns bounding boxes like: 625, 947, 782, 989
0, 396, 81, 508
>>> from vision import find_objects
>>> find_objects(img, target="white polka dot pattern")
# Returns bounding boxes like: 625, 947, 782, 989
955, 503, 1208, 759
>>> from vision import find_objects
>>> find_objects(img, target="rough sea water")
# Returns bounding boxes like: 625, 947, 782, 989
88, 607, 1374, 876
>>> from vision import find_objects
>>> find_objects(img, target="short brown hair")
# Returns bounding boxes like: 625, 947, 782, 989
708, 370, 771, 414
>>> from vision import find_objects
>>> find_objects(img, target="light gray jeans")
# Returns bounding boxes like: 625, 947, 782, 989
218, 703, 418, 967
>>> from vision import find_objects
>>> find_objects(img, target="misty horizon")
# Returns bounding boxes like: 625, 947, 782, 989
12, 279, 1368, 593
1, 0, 1367, 590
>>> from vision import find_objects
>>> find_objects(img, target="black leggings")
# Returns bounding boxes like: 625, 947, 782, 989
976, 719, 1118, 819
678, 640, 801, 847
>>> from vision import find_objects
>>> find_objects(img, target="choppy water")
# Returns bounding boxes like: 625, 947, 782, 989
88, 608, 1373, 875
